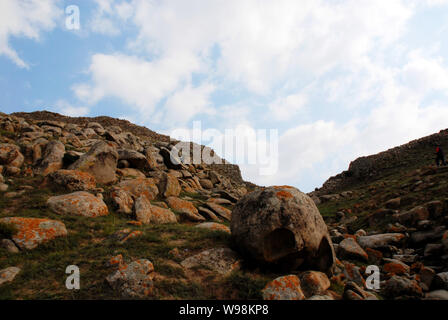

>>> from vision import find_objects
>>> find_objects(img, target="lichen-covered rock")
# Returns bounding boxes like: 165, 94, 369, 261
180, 248, 240, 275
338, 237, 368, 261
45, 169, 96, 191
135, 196, 177, 224
47, 191, 109, 217
166, 196, 205, 222
231, 186, 335, 273
118, 149, 149, 170
106, 259, 155, 298
381, 275, 423, 299
343, 281, 378, 300
195, 222, 230, 234
262, 275, 305, 300
111, 178, 159, 214
357, 233, 405, 250
0, 267, 21, 286
0, 217, 67, 250
33, 140, 65, 175
117, 168, 146, 179
69, 140, 118, 184
206, 202, 231, 221
1, 239, 19, 253
0, 143, 24, 168
299, 271, 331, 297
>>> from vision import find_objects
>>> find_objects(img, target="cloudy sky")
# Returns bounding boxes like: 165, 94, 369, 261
2, 0, 448, 192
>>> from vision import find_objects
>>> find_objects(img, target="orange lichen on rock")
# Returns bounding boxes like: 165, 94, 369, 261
276, 190, 293, 199
0, 217, 67, 250
262, 275, 305, 300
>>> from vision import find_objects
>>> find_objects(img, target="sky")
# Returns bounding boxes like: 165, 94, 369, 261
2, 0, 448, 192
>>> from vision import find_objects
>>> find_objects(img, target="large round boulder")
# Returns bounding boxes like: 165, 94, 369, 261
231, 186, 335, 274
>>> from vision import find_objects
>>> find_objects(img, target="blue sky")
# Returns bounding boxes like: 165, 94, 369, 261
2, 0, 448, 192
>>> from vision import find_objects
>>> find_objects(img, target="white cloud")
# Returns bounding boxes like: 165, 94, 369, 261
73, 53, 201, 123
0, 0, 61, 68
90, 0, 133, 36
268, 92, 308, 121
54, 100, 89, 117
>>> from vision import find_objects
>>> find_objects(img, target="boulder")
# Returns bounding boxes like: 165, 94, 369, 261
200, 179, 214, 190
395, 206, 429, 226
117, 168, 146, 179
343, 281, 378, 300
135, 196, 177, 224
205, 202, 231, 221
198, 207, 222, 222
158, 172, 181, 198
106, 259, 155, 298
0, 143, 24, 168
381, 276, 423, 299
166, 197, 205, 222
45, 169, 96, 191
34, 140, 65, 175
299, 271, 331, 297
231, 186, 335, 273
0, 267, 21, 286
110, 178, 159, 214
181, 248, 240, 275
262, 275, 305, 300
47, 191, 109, 217
357, 233, 405, 250
195, 222, 231, 234
0, 217, 67, 250
69, 141, 118, 184
338, 238, 368, 261
117, 149, 149, 170
425, 290, 448, 300
1, 239, 19, 253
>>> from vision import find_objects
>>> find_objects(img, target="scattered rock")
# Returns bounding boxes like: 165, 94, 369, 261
34, 140, 65, 175
181, 248, 240, 275
299, 271, 330, 297
262, 275, 305, 300
135, 196, 177, 224
45, 169, 96, 191
205, 202, 231, 221
381, 275, 423, 299
166, 197, 205, 222
338, 238, 368, 261
47, 191, 109, 217
69, 140, 118, 184
1, 239, 19, 253
0, 217, 67, 250
0, 267, 21, 286
195, 222, 230, 234
106, 259, 155, 298
357, 233, 405, 250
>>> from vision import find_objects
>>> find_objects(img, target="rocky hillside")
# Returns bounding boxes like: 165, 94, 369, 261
0, 111, 447, 301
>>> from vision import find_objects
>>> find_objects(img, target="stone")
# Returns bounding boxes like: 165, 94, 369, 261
117, 149, 149, 171
385, 197, 401, 209
231, 186, 335, 273
69, 140, 118, 184
0, 217, 67, 250
45, 169, 96, 191
426, 201, 444, 219
160, 172, 181, 198
166, 197, 205, 222
425, 290, 448, 300
343, 262, 365, 287
383, 259, 410, 276
357, 233, 405, 250
198, 207, 222, 222
110, 178, 159, 214
381, 276, 423, 299
1, 239, 19, 253
34, 140, 65, 175
343, 281, 378, 300
262, 275, 305, 300
205, 202, 231, 221
419, 266, 436, 289
0, 143, 24, 168
106, 259, 155, 298
299, 271, 330, 297
180, 248, 240, 275
47, 191, 109, 217
338, 238, 368, 261
0, 267, 21, 286
135, 196, 177, 224
117, 168, 146, 179
195, 222, 231, 234
432, 272, 448, 290
200, 179, 214, 189
395, 206, 429, 226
